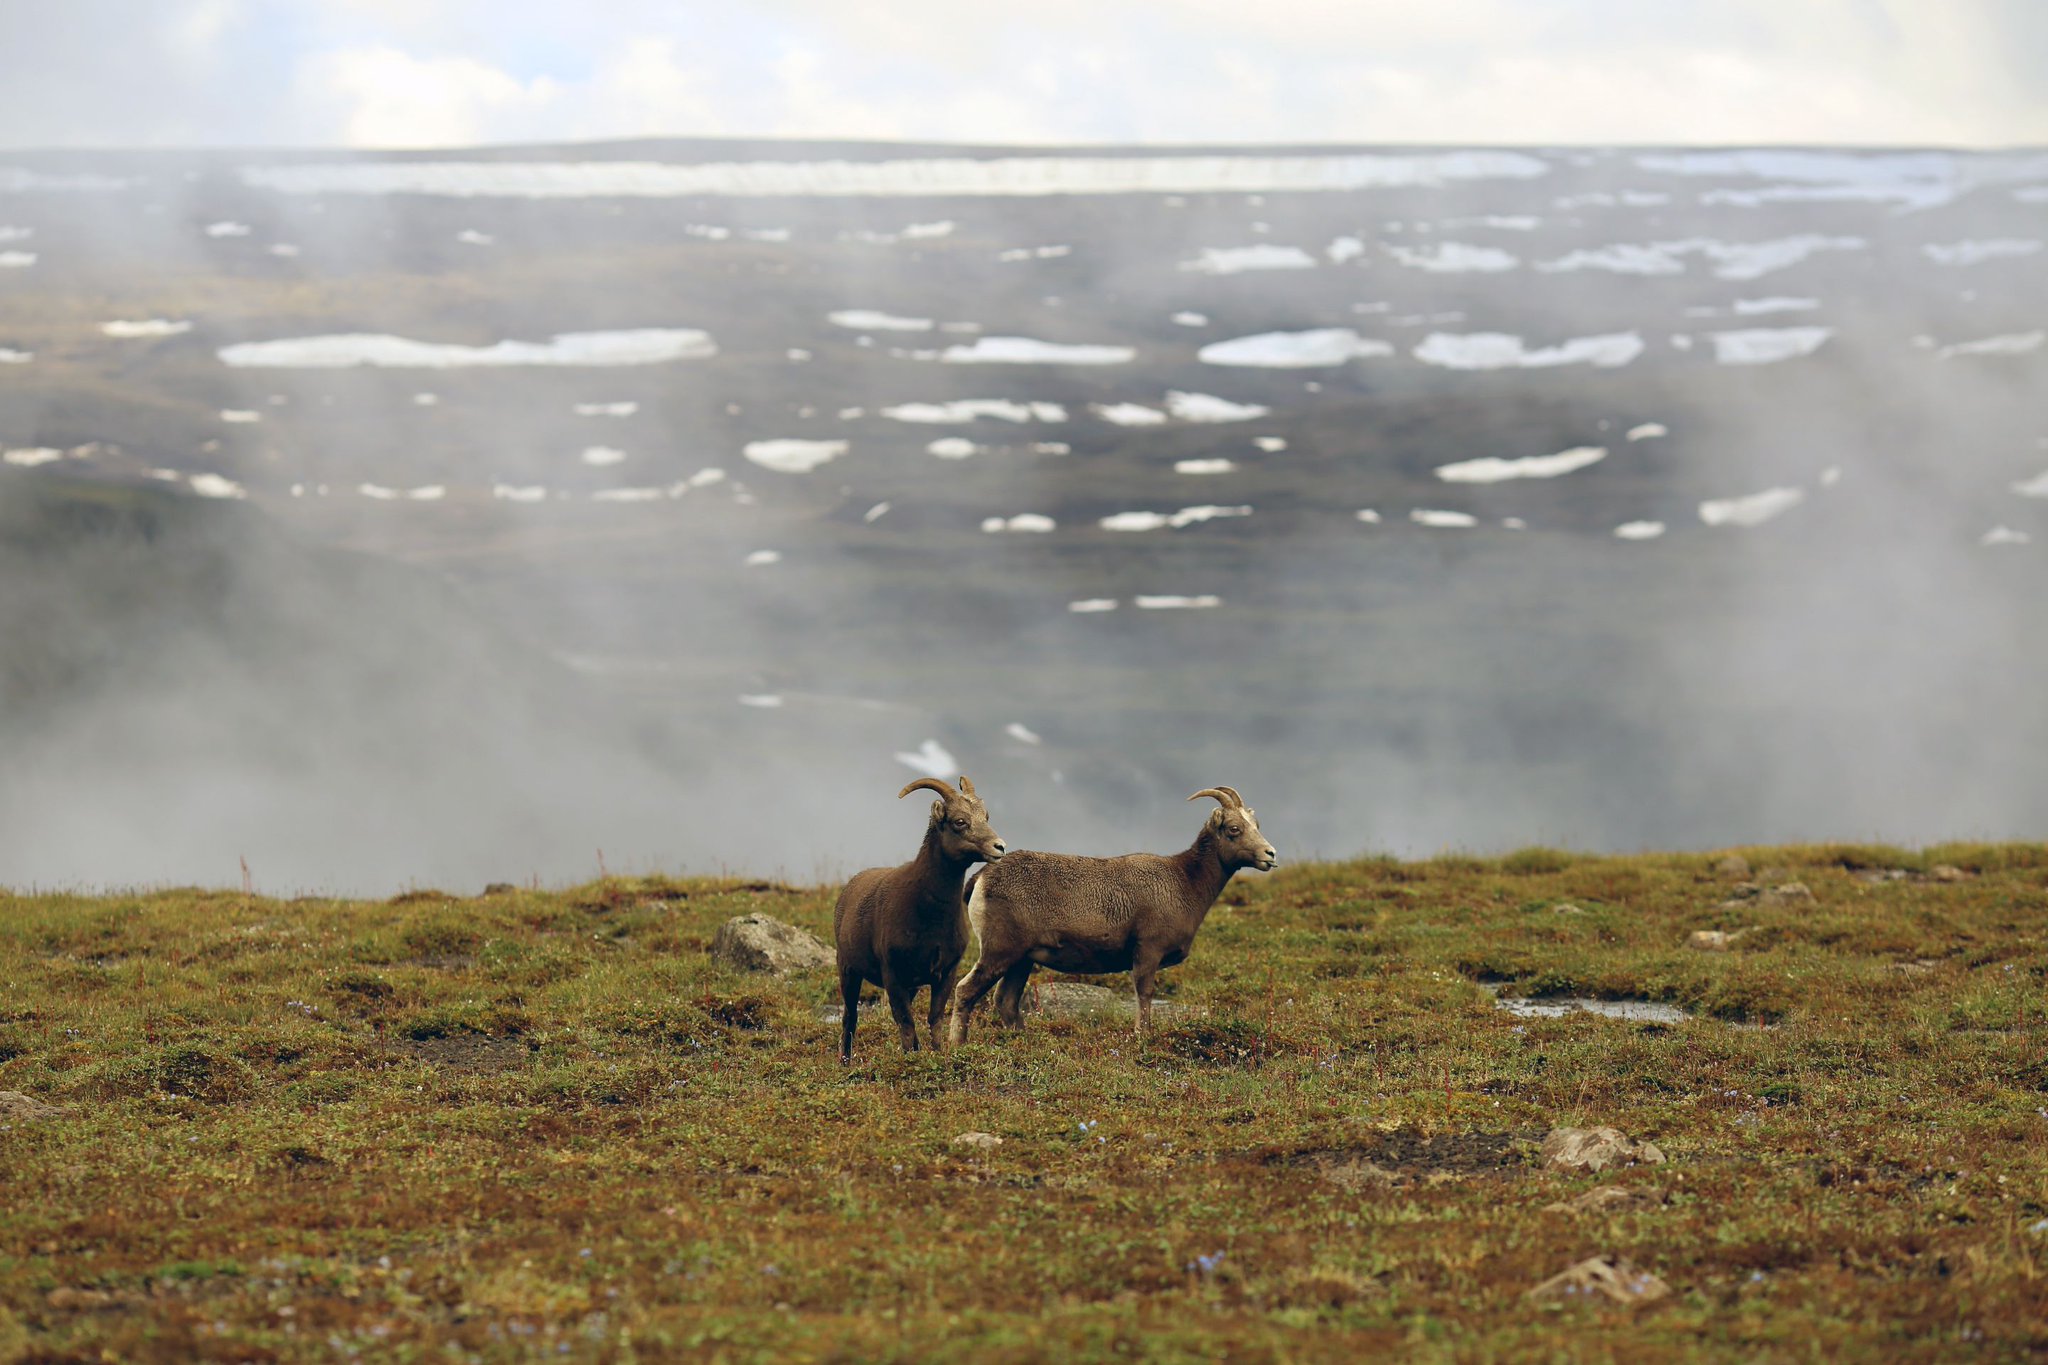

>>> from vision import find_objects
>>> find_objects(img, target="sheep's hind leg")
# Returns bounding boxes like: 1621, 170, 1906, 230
1132, 957, 1163, 1039
993, 960, 1035, 1029
947, 955, 1010, 1046
883, 981, 920, 1053
927, 960, 960, 1051
838, 969, 863, 1063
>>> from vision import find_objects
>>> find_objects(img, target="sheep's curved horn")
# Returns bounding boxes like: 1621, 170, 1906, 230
899, 778, 958, 802
1188, 788, 1240, 809
1215, 785, 1244, 808
958, 774, 977, 797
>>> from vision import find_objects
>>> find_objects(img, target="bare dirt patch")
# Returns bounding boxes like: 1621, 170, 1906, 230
391, 1034, 528, 1072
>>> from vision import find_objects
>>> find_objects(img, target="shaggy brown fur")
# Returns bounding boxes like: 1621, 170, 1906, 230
949, 786, 1276, 1043
833, 775, 1006, 1062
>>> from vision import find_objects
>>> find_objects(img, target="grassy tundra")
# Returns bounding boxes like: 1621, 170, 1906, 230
2, 844, 2045, 1362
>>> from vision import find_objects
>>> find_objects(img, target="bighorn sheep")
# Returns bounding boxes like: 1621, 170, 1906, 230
834, 775, 1006, 1062
949, 786, 1276, 1043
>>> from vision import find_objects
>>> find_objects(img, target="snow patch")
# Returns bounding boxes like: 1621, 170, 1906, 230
1180, 244, 1317, 274
981, 513, 1056, 533
1937, 331, 2044, 360
1067, 598, 1118, 613
880, 399, 1066, 423
1614, 520, 1666, 540
1100, 505, 1252, 532
1410, 509, 1477, 528
927, 437, 980, 458
1175, 458, 1236, 475
829, 309, 933, 332
1414, 331, 1643, 370
1627, 423, 1668, 441
1171, 311, 1209, 327
1199, 328, 1392, 368
1435, 445, 1606, 483
744, 439, 845, 473
574, 401, 639, 417
1700, 487, 1805, 527
1709, 326, 1833, 365
1386, 242, 1518, 272
580, 446, 627, 467
102, 318, 192, 338
894, 739, 959, 779
916, 336, 1133, 365
1136, 595, 1221, 610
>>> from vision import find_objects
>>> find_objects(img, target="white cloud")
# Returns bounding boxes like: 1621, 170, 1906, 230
304, 47, 563, 148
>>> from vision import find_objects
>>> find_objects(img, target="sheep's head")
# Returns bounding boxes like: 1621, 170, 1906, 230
1190, 786, 1278, 872
900, 775, 1007, 864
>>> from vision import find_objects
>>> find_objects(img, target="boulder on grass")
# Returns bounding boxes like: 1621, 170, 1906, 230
1540, 1126, 1666, 1173
711, 914, 832, 975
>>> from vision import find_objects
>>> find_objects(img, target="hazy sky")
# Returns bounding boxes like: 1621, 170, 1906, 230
1, 1, 2045, 149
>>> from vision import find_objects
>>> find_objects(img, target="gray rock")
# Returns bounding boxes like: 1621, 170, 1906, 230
0, 1091, 66, 1122
1711, 854, 1751, 879
710, 913, 832, 975
1929, 864, 1971, 883
1540, 1126, 1666, 1173
1688, 928, 1750, 951
951, 1131, 1003, 1151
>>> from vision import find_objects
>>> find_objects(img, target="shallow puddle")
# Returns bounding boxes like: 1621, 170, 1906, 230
1480, 984, 1692, 1024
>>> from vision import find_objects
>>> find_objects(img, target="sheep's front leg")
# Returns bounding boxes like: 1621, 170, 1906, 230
1132, 955, 1164, 1039
927, 964, 959, 1051
883, 981, 920, 1052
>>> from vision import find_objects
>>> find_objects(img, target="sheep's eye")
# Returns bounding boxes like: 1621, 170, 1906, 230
1225, 826, 1242, 837
953, 818, 968, 830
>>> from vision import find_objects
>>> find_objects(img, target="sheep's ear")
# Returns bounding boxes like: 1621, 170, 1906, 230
932, 799, 947, 821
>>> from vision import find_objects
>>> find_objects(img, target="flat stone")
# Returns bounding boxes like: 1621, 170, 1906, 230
1687, 929, 1750, 951
1929, 864, 1970, 883
951, 1131, 1003, 1151
1545, 1185, 1665, 1214
0, 1091, 66, 1122
710, 913, 832, 975
1540, 1126, 1666, 1173
1527, 1256, 1670, 1305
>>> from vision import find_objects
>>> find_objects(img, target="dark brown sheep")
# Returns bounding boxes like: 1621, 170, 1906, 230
833, 775, 1006, 1062
948, 786, 1275, 1043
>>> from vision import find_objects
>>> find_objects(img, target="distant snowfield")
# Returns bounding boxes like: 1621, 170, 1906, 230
218, 328, 716, 368
1179, 244, 1317, 274
1613, 520, 1667, 540
926, 437, 979, 458
743, 438, 845, 473
2012, 470, 2048, 498
1700, 487, 1804, 527
3, 447, 64, 467
0, 348, 30, 364
187, 473, 246, 499
997, 244, 1072, 261
493, 483, 547, 503
573, 401, 638, 417
1176, 458, 1236, 474
1708, 326, 1833, 365
0, 251, 35, 268
239, 151, 1551, 199
879, 399, 1066, 423
1199, 328, 1393, 368
1537, 235, 1864, 280
1981, 526, 2032, 547
1094, 391, 1270, 425
103, 318, 192, 338
1627, 423, 1668, 441
219, 409, 261, 423
1414, 331, 1643, 370
1067, 598, 1118, 613
1411, 509, 1478, 528
828, 309, 933, 331
580, 446, 627, 467
910, 336, 1134, 364
1436, 445, 1606, 483
1635, 149, 2048, 211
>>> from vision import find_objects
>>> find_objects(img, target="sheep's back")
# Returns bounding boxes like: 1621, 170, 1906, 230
979, 850, 1180, 938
